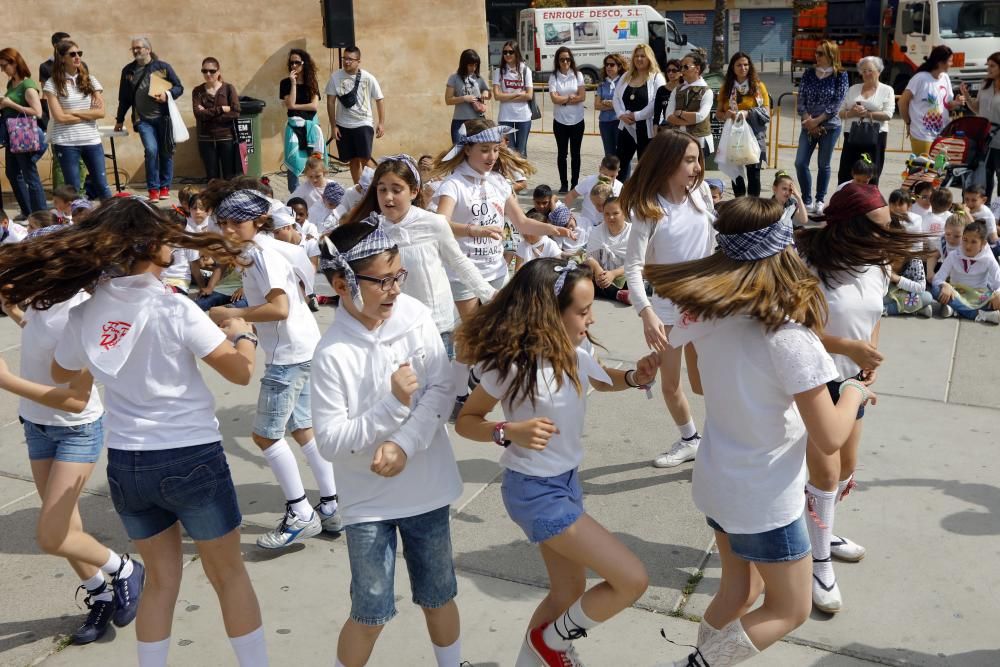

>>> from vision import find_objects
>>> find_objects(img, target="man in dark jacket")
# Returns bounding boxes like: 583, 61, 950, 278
114, 36, 183, 201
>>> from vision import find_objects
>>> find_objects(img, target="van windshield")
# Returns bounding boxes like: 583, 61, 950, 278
938, 1, 1000, 37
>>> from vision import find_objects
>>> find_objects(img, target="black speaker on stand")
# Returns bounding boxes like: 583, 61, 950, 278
321, 0, 355, 49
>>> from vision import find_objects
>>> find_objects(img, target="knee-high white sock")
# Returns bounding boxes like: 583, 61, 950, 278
806, 483, 837, 584
137, 638, 170, 667
837, 473, 856, 503
230, 626, 268, 667
451, 361, 469, 398
262, 439, 311, 520
300, 440, 337, 512
432, 637, 461, 667
542, 596, 600, 651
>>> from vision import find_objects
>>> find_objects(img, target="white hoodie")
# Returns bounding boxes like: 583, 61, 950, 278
932, 245, 1000, 291
311, 294, 462, 526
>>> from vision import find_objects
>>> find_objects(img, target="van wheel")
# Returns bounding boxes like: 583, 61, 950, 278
580, 68, 600, 85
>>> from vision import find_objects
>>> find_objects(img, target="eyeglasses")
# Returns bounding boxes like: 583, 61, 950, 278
131, 46, 147, 52
604, 62, 617, 68
201, 69, 218, 74
681, 63, 697, 70
355, 269, 408, 292
343, 56, 359, 63
666, 68, 679, 73
289, 60, 303, 66
66, 51, 83, 58
559, 57, 572, 63
502, 50, 515, 55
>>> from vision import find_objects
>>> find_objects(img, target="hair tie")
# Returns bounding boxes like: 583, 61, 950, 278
861, 153, 873, 164
554, 260, 578, 295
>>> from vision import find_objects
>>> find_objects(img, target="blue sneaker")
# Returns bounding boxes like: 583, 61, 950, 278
72, 583, 116, 645
111, 555, 145, 627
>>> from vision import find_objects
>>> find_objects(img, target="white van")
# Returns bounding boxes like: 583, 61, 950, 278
518, 4, 700, 84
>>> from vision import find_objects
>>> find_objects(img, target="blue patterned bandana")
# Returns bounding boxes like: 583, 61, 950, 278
216, 190, 271, 222
716, 208, 795, 261
319, 212, 396, 309
554, 260, 579, 295
443, 124, 517, 161
378, 154, 422, 189
322, 182, 346, 206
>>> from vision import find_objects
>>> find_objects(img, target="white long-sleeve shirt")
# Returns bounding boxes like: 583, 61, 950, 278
932, 246, 1000, 291
612, 72, 666, 140
310, 294, 462, 526
380, 206, 497, 333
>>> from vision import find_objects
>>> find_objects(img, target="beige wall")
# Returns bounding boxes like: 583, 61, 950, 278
2, 0, 487, 191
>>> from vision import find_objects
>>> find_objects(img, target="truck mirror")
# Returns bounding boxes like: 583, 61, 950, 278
681, 34, 688, 45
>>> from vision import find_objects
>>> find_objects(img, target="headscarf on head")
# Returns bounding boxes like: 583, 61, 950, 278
270, 206, 297, 230
71, 198, 95, 213
442, 123, 516, 161
548, 206, 572, 228
215, 189, 271, 222
378, 154, 422, 189
716, 206, 796, 261
319, 212, 397, 310
323, 182, 346, 206
823, 183, 887, 226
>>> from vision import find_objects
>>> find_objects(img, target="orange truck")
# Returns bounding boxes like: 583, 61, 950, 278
792, 0, 998, 93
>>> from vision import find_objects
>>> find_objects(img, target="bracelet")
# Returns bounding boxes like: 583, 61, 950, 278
838, 379, 868, 403
624, 369, 639, 388
233, 332, 258, 347
492, 421, 511, 448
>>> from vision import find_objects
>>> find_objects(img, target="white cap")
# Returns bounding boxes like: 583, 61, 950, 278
270, 206, 297, 230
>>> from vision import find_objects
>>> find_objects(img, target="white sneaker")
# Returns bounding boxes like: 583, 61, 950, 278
830, 534, 866, 562
918, 304, 934, 318
316, 503, 343, 533
975, 310, 1000, 324
256, 506, 322, 549
812, 572, 843, 613
940, 304, 955, 318
813, 201, 825, 215
652, 436, 700, 468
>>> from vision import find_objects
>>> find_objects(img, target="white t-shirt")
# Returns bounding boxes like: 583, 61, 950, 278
43, 74, 104, 146
972, 207, 998, 238
433, 163, 512, 282
2, 222, 27, 244
492, 63, 533, 123
290, 181, 328, 226
19, 294, 104, 427
54, 290, 225, 451
480, 346, 611, 477
922, 210, 950, 251
333, 185, 366, 222
550, 70, 585, 126
560, 219, 589, 253
574, 174, 622, 224
299, 220, 319, 240
241, 241, 321, 365
905, 71, 954, 142
325, 69, 384, 129
587, 222, 631, 271
161, 247, 198, 289
670, 317, 838, 533
516, 236, 561, 263
818, 264, 889, 381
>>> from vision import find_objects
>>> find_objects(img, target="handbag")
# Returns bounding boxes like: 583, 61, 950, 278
847, 117, 879, 149
6, 114, 42, 153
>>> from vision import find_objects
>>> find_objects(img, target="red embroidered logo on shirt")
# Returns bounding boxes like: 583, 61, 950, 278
680, 311, 699, 327
962, 258, 977, 273
99, 321, 132, 350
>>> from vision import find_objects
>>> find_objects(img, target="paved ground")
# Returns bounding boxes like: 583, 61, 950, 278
2, 98, 999, 666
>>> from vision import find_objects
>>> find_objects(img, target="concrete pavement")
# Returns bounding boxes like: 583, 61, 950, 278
2, 127, 999, 667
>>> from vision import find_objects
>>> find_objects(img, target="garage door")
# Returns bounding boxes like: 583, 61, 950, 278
739, 9, 793, 62
664, 10, 720, 56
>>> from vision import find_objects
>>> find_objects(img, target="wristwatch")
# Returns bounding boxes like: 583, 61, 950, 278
233, 332, 259, 347
493, 421, 511, 448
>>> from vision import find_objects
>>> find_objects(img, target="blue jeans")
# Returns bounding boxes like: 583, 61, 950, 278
53, 143, 111, 200
136, 116, 174, 190
253, 361, 313, 439
5, 147, 48, 215
599, 119, 619, 160
23, 416, 105, 463
794, 127, 841, 206
344, 505, 457, 625
930, 283, 993, 320
883, 291, 933, 315
499, 120, 532, 157
195, 291, 233, 311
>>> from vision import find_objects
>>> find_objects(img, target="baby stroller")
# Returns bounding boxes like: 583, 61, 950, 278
927, 116, 999, 189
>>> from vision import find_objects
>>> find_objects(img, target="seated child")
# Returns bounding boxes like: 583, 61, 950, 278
836, 156, 875, 190
287, 196, 310, 231
888, 188, 922, 235
883, 216, 933, 318
187, 194, 212, 234
931, 221, 1000, 324
0, 208, 27, 244
514, 211, 561, 271
317, 182, 344, 235
334, 166, 374, 220
585, 196, 636, 304
527, 184, 565, 219
928, 211, 971, 282
548, 205, 587, 261
771, 171, 807, 228
159, 209, 202, 294
70, 199, 95, 225
289, 155, 331, 225
177, 184, 200, 217
962, 185, 998, 246
51, 185, 77, 224
923, 187, 953, 243
910, 181, 935, 222
705, 178, 724, 205
580, 181, 614, 228
565, 155, 622, 224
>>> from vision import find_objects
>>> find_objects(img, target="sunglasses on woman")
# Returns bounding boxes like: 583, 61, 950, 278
201, 68, 218, 74
667, 68, 679, 73
503, 50, 514, 55
66, 50, 83, 58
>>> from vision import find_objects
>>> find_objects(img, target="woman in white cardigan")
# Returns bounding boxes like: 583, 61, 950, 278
613, 44, 666, 182
836, 56, 896, 185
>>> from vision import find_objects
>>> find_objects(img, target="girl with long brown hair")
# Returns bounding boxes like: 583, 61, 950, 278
455, 257, 658, 666
644, 197, 876, 667
0, 47, 47, 215
621, 129, 715, 470
0, 197, 267, 666
280, 48, 321, 192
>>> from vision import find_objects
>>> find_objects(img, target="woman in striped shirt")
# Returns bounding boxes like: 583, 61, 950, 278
42, 39, 112, 200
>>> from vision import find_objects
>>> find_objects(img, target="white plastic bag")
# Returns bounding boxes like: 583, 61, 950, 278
166, 93, 189, 144
714, 119, 743, 183
726, 115, 759, 166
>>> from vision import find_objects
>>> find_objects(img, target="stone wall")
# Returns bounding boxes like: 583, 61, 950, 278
2, 0, 487, 191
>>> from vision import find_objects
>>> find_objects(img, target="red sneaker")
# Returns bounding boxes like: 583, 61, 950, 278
615, 289, 631, 306
147, 190, 160, 202
159, 187, 170, 199
527, 624, 583, 666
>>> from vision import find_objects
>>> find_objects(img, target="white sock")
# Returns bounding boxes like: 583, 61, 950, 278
262, 439, 311, 519
81, 571, 105, 592
100, 549, 132, 578
229, 626, 268, 667
137, 638, 170, 667
806, 483, 837, 584
432, 637, 461, 667
678, 420, 698, 440
543, 596, 600, 651
300, 440, 337, 512
451, 361, 469, 399
837, 473, 855, 503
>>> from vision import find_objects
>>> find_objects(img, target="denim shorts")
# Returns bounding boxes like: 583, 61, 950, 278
706, 513, 811, 563
23, 416, 105, 464
344, 505, 457, 626
449, 274, 507, 303
502, 468, 584, 544
827, 379, 865, 420
106, 442, 241, 541
253, 361, 312, 439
